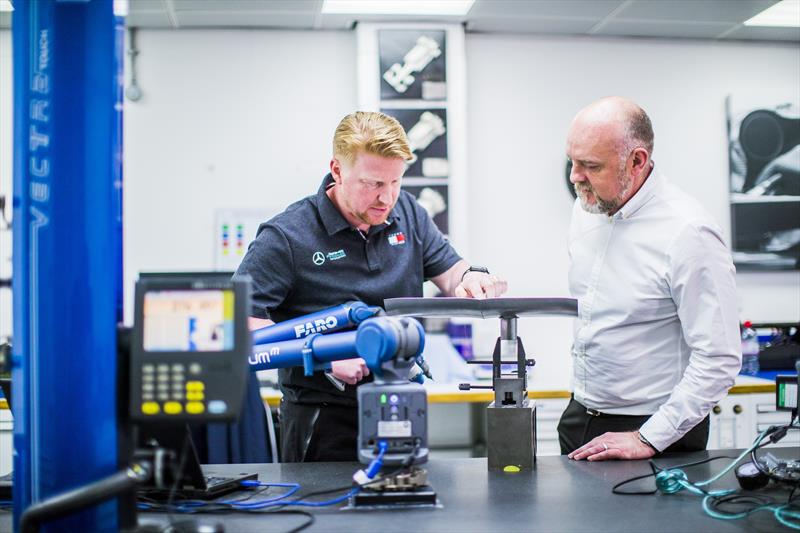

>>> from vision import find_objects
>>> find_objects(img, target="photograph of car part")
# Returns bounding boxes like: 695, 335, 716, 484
379, 30, 446, 100
402, 184, 449, 236
382, 108, 448, 178
726, 95, 799, 271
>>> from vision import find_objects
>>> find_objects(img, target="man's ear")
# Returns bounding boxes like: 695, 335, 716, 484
631, 147, 649, 175
330, 157, 342, 184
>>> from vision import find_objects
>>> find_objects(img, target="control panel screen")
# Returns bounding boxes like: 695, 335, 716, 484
143, 289, 234, 352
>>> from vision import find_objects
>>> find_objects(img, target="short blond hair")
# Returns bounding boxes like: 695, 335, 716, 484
333, 111, 413, 163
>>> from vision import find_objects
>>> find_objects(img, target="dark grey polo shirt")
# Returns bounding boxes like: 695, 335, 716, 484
235, 173, 461, 406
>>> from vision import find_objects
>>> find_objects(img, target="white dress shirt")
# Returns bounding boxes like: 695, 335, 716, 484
568, 168, 742, 451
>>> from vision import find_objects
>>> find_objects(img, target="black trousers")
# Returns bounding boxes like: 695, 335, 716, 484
279, 399, 359, 462
557, 397, 710, 455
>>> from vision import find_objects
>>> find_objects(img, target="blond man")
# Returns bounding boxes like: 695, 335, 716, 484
236, 111, 506, 462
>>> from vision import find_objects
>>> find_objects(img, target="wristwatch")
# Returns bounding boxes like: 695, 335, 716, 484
636, 431, 659, 453
461, 265, 490, 282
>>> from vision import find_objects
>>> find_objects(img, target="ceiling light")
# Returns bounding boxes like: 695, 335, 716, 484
322, 0, 475, 16
0, 0, 14, 13
744, 0, 800, 27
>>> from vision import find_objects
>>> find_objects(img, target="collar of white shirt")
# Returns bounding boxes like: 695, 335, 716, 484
615, 164, 661, 220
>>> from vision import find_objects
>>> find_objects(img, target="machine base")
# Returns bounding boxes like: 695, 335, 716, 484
487, 400, 537, 470
349, 486, 438, 508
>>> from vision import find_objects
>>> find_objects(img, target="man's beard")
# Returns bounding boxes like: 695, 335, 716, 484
574, 169, 632, 215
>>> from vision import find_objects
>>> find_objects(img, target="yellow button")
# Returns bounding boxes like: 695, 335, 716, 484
186, 401, 205, 415
503, 465, 521, 473
164, 401, 183, 415
141, 402, 160, 415
186, 381, 205, 392
186, 391, 205, 401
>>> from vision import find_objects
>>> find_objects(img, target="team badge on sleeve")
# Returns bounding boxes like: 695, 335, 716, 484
388, 232, 406, 246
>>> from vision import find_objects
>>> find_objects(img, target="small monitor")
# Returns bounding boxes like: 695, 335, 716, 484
776, 374, 798, 411
142, 289, 235, 352
129, 273, 251, 423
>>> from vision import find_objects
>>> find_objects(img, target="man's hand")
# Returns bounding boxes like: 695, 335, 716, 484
454, 271, 508, 299
568, 431, 656, 461
330, 358, 371, 386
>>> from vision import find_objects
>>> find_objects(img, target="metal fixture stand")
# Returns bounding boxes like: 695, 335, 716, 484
384, 297, 578, 472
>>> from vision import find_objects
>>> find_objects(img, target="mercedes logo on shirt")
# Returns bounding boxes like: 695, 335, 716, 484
312, 251, 325, 266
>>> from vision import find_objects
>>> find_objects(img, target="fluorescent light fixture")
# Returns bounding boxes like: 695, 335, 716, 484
322, 0, 475, 16
744, 0, 800, 27
0, 0, 14, 13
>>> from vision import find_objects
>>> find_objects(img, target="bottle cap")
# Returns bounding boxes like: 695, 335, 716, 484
743, 320, 752, 328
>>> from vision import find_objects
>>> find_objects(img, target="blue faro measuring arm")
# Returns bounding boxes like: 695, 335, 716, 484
251, 301, 381, 345
249, 302, 431, 382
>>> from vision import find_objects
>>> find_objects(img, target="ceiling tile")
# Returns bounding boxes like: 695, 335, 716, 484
594, 19, 734, 39
470, 0, 623, 19
616, 0, 779, 23
722, 24, 800, 42
126, 10, 176, 28
467, 16, 599, 34
128, 0, 172, 12
169, 0, 319, 12
175, 10, 317, 28
319, 13, 466, 30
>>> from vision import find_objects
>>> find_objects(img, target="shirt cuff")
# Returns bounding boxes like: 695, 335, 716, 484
250, 306, 272, 320
638, 412, 680, 453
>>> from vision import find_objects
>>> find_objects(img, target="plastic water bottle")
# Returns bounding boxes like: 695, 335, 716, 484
740, 320, 760, 376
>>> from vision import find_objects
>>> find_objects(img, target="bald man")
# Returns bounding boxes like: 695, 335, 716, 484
559, 97, 741, 461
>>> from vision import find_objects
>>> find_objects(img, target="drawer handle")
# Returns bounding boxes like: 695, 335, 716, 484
712, 405, 721, 414
733, 404, 743, 414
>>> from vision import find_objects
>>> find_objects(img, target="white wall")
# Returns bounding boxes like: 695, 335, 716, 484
123, 29, 357, 319
4, 27, 799, 390
0, 30, 11, 340
465, 34, 800, 388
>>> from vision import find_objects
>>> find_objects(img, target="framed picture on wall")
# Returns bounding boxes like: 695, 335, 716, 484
381, 107, 448, 178
726, 95, 800, 271
379, 30, 447, 101
402, 183, 449, 236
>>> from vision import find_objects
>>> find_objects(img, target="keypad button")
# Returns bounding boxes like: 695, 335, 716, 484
189, 363, 202, 375
171, 364, 185, 372
186, 381, 205, 392
171, 392, 184, 401
164, 401, 183, 415
142, 392, 154, 401
157, 392, 169, 401
186, 402, 205, 415
186, 391, 205, 401
142, 383, 154, 392
157, 364, 169, 373
141, 402, 160, 415
142, 364, 154, 374
208, 401, 227, 414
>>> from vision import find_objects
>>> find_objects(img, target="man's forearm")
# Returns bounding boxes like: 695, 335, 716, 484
432, 259, 470, 296
638, 350, 740, 451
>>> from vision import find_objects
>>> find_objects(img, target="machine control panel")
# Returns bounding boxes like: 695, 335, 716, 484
129, 273, 251, 422
358, 382, 428, 466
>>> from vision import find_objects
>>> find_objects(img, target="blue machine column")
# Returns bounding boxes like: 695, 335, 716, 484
12, 1, 122, 531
